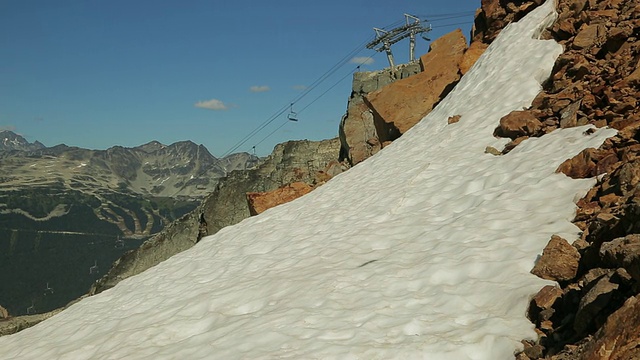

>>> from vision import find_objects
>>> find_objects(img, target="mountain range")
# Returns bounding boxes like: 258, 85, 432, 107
0, 130, 260, 315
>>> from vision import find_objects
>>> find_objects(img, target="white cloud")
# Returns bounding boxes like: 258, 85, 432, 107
194, 98, 229, 111
350, 56, 374, 65
292, 85, 307, 91
249, 85, 270, 93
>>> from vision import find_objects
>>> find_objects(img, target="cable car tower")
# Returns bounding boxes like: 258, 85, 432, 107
366, 14, 432, 68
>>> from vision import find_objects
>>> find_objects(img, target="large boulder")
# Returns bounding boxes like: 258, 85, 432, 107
495, 110, 544, 139
364, 29, 468, 144
531, 235, 581, 282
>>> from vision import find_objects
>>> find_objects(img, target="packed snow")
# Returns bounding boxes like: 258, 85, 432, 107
0, 1, 618, 359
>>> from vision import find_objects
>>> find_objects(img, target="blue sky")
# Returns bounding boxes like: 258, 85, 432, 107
1, 0, 478, 157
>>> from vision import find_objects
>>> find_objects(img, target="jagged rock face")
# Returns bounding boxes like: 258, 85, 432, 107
0, 130, 45, 152
89, 138, 342, 295
339, 97, 379, 165
365, 29, 468, 145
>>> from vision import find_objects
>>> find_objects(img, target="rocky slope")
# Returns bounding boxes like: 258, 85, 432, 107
470, 0, 640, 358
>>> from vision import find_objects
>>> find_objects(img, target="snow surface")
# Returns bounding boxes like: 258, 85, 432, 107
0, 1, 618, 359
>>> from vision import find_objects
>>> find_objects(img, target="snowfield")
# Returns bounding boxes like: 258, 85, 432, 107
0, 1, 618, 359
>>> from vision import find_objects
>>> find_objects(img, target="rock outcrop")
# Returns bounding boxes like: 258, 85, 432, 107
365, 29, 468, 145
339, 64, 421, 165
340, 29, 486, 166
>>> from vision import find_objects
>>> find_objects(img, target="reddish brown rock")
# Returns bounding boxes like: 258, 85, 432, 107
625, 61, 640, 85
473, 0, 542, 44
531, 235, 581, 282
365, 29, 467, 143
532, 285, 564, 312
581, 295, 640, 360
573, 24, 606, 49
246, 182, 314, 216
460, 41, 488, 75
448, 115, 461, 124
595, 152, 619, 175
556, 148, 598, 178
495, 110, 543, 139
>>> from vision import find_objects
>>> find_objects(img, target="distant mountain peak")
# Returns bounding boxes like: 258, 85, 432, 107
0, 130, 46, 152
135, 140, 167, 153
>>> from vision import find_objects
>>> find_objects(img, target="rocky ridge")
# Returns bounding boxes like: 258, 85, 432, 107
1, 135, 258, 199
471, 0, 640, 358
88, 138, 344, 295
0, 137, 258, 238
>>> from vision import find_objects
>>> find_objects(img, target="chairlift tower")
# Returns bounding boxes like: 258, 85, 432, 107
366, 14, 432, 68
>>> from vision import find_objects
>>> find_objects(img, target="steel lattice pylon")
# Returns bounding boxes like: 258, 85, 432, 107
366, 14, 432, 68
